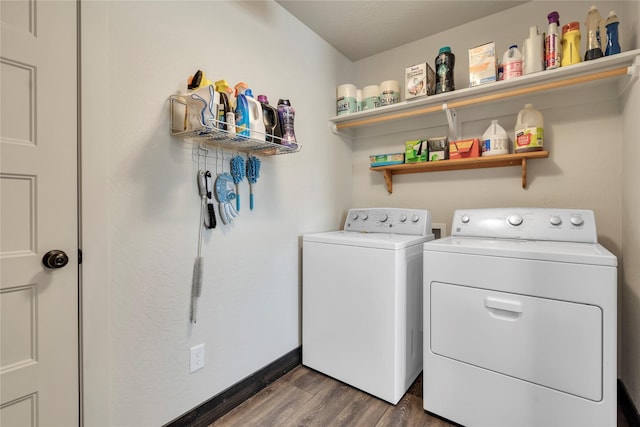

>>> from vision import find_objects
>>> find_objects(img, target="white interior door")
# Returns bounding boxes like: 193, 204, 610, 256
1, 1, 79, 425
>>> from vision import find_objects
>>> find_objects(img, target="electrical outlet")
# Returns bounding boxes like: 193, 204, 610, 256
190, 343, 205, 373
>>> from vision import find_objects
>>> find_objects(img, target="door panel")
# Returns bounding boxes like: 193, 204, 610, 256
1, 1, 79, 425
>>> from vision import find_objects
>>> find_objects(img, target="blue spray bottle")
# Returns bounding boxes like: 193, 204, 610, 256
605, 11, 621, 56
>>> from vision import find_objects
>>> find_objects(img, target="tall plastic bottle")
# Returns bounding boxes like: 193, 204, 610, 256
244, 89, 265, 141
481, 120, 510, 156
515, 104, 544, 153
215, 80, 235, 110
277, 99, 297, 148
545, 11, 561, 70
584, 5, 604, 61
435, 46, 455, 94
561, 22, 581, 66
502, 45, 523, 80
523, 26, 545, 75
257, 95, 282, 143
605, 11, 621, 56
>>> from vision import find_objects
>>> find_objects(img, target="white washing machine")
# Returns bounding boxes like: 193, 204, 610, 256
303, 208, 434, 404
423, 208, 617, 427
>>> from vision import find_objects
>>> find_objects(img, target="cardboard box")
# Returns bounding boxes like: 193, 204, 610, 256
449, 138, 481, 159
427, 137, 448, 161
405, 140, 428, 163
468, 42, 497, 87
370, 153, 404, 167
405, 63, 436, 99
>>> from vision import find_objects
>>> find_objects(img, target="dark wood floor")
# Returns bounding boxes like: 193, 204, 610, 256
210, 365, 632, 427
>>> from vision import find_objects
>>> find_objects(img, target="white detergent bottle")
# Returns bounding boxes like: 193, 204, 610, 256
523, 25, 545, 74
515, 104, 544, 152
482, 120, 510, 156
502, 45, 523, 80
245, 89, 265, 141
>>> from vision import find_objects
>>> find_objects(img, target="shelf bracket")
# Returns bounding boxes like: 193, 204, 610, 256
442, 104, 459, 142
521, 158, 527, 189
619, 56, 640, 96
383, 170, 393, 194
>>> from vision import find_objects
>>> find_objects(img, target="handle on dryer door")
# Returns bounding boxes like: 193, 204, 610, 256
484, 297, 522, 320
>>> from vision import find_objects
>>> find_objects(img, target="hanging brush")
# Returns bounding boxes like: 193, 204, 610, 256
230, 155, 245, 212
246, 155, 261, 211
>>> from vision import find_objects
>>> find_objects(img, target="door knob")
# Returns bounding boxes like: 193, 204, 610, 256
42, 250, 69, 269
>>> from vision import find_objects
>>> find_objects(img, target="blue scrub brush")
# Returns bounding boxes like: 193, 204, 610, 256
246, 155, 261, 210
230, 155, 245, 211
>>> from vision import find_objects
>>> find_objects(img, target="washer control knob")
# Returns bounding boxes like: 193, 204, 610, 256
461, 215, 470, 224
508, 214, 524, 226
411, 214, 420, 223
399, 215, 407, 223
570, 215, 584, 226
549, 215, 562, 226
350, 212, 359, 220
361, 214, 368, 221
378, 213, 388, 222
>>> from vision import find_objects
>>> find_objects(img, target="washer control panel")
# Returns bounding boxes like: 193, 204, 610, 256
344, 208, 432, 236
451, 208, 598, 243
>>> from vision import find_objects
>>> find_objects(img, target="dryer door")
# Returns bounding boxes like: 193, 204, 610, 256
430, 282, 602, 401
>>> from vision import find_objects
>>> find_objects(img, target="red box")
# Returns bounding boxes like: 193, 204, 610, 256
449, 138, 481, 159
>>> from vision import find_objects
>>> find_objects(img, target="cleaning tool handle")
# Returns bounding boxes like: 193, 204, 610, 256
236, 184, 240, 211
190, 256, 203, 323
207, 204, 216, 229
250, 194, 254, 210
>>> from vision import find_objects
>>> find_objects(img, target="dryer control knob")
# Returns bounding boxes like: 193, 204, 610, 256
411, 214, 420, 223
350, 212, 359, 220
361, 214, 368, 221
461, 215, 470, 224
378, 213, 388, 222
549, 215, 562, 226
570, 215, 584, 226
399, 215, 407, 223
508, 214, 524, 226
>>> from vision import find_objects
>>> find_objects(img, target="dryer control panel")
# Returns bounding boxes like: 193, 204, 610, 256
451, 208, 598, 243
344, 208, 432, 236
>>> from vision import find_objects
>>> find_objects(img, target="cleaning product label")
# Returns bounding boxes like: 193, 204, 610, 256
503, 60, 523, 79
516, 127, 544, 150
482, 137, 509, 153
379, 90, 400, 106
362, 96, 380, 111
337, 95, 357, 116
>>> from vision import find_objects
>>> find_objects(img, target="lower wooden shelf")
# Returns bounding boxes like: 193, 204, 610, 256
370, 151, 549, 193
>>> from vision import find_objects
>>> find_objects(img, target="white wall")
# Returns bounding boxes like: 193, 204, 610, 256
621, 0, 640, 412
81, 1, 353, 425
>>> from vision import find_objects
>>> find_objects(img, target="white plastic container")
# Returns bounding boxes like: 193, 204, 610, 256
502, 45, 523, 80
336, 84, 358, 116
379, 80, 400, 106
515, 104, 544, 152
523, 26, 545, 74
481, 120, 510, 156
245, 95, 266, 141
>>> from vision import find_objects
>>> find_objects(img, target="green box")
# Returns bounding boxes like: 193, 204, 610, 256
405, 140, 428, 163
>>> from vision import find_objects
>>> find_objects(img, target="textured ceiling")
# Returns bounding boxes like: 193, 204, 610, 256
276, 1, 529, 61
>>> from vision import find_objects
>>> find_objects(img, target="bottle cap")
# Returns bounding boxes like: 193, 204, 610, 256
438, 46, 451, 54
562, 21, 580, 35
257, 95, 268, 103
529, 26, 538, 36
278, 99, 291, 106
547, 11, 560, 24
509, 44, 518, 49
245, 88, 254, 97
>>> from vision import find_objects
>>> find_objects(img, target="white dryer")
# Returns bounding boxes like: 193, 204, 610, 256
303, 208, 433, 404
423, 208, 617, 427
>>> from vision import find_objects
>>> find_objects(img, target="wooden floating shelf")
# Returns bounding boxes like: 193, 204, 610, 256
370, 151, 549, 193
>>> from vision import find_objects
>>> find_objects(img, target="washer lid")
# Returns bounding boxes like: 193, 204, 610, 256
304, 230, 433, 250
424, 236, 617, 266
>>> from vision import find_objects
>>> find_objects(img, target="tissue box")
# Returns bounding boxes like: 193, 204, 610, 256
468, 42, 497, 87
405, 140, 428, 163
427, 137, 449, 161
449, 138, 481, 159
370, 153, 404, 167
405, 63, 436, 99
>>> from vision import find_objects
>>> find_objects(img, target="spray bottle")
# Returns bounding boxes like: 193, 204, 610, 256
605, 11, 621, 56
545, 11, 561, 70
584, 5, 604, 61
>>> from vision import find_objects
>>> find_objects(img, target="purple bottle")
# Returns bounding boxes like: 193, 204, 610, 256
277, 99, 297, 148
